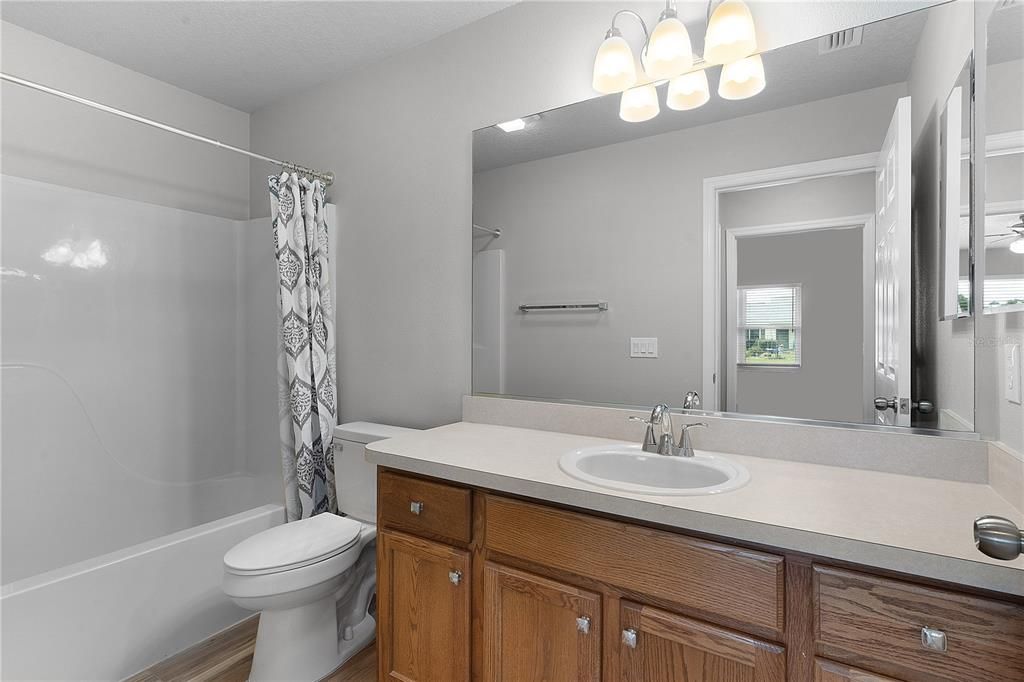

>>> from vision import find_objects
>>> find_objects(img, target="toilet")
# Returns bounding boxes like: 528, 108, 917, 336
223, 422, 417, 682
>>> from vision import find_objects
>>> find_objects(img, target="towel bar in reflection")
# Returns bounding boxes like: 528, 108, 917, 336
518, 302, 608, 312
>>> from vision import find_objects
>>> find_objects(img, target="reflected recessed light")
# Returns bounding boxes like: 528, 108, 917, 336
496, 118, 526, 132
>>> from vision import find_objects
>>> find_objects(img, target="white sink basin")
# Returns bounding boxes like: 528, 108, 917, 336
559, 443, 750, 496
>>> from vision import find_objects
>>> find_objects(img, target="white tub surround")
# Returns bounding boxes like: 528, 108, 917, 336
367, 422, 1024, 597
1, 505, 283, 681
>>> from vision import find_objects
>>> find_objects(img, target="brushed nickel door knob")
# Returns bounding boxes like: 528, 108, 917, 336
974, 515, 1024, 560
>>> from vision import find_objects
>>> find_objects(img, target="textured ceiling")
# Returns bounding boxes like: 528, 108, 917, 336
0, 1, 514, 112
474, 7, 930, 172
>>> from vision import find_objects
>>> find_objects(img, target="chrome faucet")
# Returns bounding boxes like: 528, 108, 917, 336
629, 403, 708, 457
683, 391, 701, 410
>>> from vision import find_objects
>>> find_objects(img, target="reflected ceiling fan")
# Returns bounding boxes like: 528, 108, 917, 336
987, 215, 1024, 254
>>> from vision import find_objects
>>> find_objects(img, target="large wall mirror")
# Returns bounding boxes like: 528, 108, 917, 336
472, 1, 986, 434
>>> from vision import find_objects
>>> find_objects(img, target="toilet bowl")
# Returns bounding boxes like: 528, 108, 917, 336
222, 422, 417, 682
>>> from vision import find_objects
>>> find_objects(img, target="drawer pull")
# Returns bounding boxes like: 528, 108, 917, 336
622, 628, 638, 649
921, 626, 947, 653
576, 616, 591, 634
409, 500, 424, 515
449, 570, 462, 586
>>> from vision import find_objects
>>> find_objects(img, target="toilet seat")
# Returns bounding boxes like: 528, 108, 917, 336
224, 513, 362, 576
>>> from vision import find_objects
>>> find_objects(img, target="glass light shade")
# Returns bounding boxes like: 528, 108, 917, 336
619, 83, 660, 123
644, 16, 694, 80
718, 54, 766, 100
1010, 235, 1024, 254
704, 0, 758, 65
666, 70, 710, 111
593, 34, 637, 94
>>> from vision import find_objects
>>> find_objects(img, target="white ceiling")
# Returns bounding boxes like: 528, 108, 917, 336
474, 7, 930, 172
0, 1, 514, 112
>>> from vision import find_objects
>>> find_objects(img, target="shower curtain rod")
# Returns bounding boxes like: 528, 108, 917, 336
0, 72, 335, 186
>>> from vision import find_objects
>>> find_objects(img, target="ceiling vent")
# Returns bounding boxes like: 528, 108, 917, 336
818, 27, 864, 54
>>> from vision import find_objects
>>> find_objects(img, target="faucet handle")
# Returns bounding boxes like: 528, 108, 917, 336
678, 421, 708, 432
629, 415, 659, 453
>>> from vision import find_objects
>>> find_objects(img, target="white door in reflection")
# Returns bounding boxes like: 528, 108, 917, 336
874, 97, 913, 426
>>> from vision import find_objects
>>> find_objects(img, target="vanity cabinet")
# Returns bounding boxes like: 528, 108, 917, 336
377, 470, 1024, 682
618, 601, 786, 682
377, 531, 471, 682
483, 562, 601, 680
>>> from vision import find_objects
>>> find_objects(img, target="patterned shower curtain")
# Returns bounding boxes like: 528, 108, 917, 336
269, 172, 338, 521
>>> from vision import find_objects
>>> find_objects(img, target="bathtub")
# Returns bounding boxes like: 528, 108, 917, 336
1, 504, 283, 681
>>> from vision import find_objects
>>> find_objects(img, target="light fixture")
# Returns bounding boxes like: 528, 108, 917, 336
1011, 235, 1024, 254
592, 28, 638, 94
496, 118, 526, 133
619, 83, 660, 123
592, 1, 763, 123
718, 53, 766, 100
667, 69, 710, 110
644, 8, 693, 80
704, 0, 758, 65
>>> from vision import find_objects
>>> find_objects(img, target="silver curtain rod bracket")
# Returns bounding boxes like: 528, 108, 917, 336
1, 72, 334, 186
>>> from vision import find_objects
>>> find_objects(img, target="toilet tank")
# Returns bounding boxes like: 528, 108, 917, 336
333, 421, 419, 522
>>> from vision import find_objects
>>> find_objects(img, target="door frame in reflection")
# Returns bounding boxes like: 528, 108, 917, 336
702, 152, 879, 415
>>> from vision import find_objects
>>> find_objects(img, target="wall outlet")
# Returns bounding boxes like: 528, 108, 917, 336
1007, 343, 1021, 405
630, 337, 658, 358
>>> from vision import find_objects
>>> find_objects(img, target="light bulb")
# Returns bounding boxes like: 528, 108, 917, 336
1010, 235, 1024, 254
644, 12, 694, 80
593, 30, 637, 94
667, 70, 710, 111
619, 83, 660, 123
718, 54, 766, 100
704, 0, 758, 65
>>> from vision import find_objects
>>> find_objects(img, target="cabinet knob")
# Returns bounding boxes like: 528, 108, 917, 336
921, 626, 947, 652
410, 500, 424, 515
622, 628, 637, 649
449, 570, 462, 586
576, 616, 591, 634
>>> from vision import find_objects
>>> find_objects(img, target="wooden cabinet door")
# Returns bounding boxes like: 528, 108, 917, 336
377, 531, 470, 682
483, 562, 601, 681
618, 601, 785, 682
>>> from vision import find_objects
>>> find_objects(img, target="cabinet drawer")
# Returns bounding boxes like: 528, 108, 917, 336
483, 495, 785, 637
814, 566, 1024, 682
378, 471, 472, 545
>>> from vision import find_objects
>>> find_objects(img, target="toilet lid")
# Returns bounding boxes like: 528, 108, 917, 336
224, 513, 362, 575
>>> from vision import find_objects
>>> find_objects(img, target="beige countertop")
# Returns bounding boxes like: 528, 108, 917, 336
367, 421, 1024, 597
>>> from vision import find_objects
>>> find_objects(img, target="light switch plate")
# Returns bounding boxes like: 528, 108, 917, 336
630, 337, 658, 358
1007, 343, 1021, 405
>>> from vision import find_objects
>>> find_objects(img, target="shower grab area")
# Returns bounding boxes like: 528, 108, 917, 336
1, 71, 337, 679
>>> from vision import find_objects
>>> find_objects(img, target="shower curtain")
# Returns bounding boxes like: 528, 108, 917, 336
269, 172, 338, 521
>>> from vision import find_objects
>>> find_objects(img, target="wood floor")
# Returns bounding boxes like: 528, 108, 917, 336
126, 616, 377, 682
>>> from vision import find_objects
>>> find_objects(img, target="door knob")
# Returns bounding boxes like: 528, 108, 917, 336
874, 397, 898, 412
913, 399, 934, 414
974, 516, 1024, 560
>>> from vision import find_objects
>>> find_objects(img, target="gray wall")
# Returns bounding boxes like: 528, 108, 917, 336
0, 21, 250, 219
248, 1, 944, 429
735, 228, 865, 422
979, 43, 1024, 454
